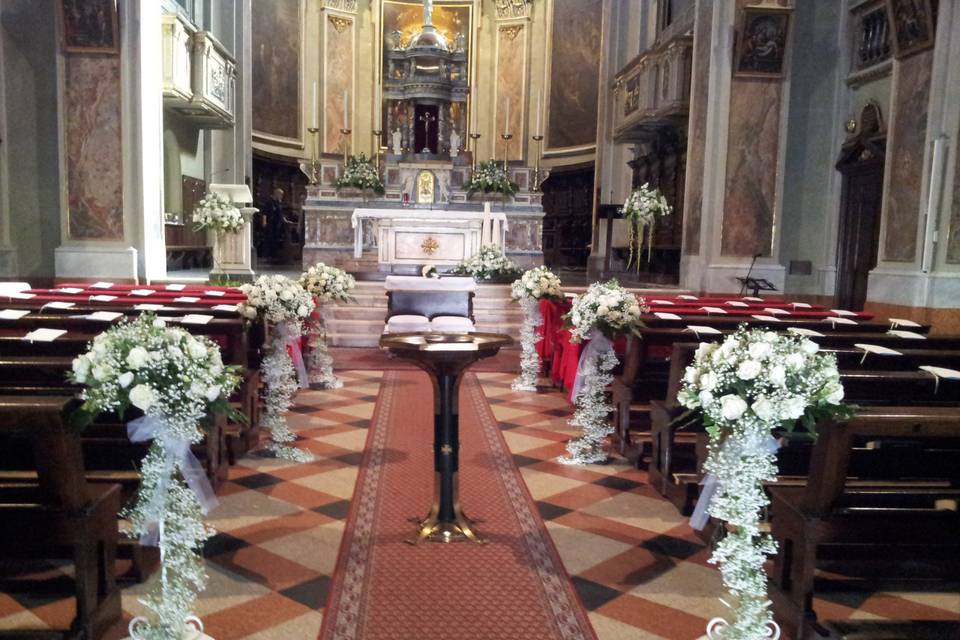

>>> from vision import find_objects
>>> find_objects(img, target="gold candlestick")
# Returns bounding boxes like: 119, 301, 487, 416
305, 126, 321, 185
531, 134, 544, 192
469, 133, 481, 171
339, 128, 352, 168
500, 133, 513, 172
372, 129, 383, 176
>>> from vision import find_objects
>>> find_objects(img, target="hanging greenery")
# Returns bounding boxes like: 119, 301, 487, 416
620, 184, 672, 270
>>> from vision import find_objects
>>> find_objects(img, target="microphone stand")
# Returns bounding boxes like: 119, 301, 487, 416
739, 253, 762, 296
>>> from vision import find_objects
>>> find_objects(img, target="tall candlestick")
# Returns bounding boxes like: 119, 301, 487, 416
504, 97, 511, 136
535, 90, 542, 136
342, 90, 349, 130
311, 82, 318, 129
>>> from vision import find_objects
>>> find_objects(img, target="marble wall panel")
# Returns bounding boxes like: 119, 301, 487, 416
720, 80, 781, 257
546, 0, 601, 150
252, 0, 301, 141
324, 14, 354, 153
496, 24, 526, 161
65, 57, 123, 240
682, 0, 712, 255
883, 50, 932, 262
948, 142, 960, 263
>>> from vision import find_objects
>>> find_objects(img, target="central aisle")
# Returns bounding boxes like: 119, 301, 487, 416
319, 370, 598, 640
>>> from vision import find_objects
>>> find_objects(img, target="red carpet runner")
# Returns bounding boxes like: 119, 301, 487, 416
319, 370, 598, 640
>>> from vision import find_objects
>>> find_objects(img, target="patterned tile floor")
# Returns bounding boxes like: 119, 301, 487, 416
0, 368, 957, 639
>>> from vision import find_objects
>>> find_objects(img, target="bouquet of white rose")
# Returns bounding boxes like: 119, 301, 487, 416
335, 154, 385, 195
453, 245, 522, 282
239, 274, 314, 323
192, 192, 245, 234
466, 160, 518, 198
621, 184, 671, 269
70, 314, 241, 639
299, 262, 356, 304
676, 325, 849, 639
566, 279, 646, 343
510, 266, 564, 302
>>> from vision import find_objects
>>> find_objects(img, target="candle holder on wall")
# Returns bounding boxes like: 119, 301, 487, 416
301, 127, 321, 185
339, 128, 352, 169
531, 134, 544, 192
469, 133, 481, 172
372, 129, 383, 176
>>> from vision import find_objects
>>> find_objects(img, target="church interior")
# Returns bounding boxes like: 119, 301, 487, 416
0, 0, 958, 639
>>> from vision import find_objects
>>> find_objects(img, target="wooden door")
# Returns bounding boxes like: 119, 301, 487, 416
835, 143, 884, 311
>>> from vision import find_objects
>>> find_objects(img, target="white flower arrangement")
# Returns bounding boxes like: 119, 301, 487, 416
422, 264, 439, 279
621, 184, 671, 268
239, 275, 315, 460
566, 279, 646, 343
70, 314, 241, 639
676, 325, 849, 639
453, 244, 522, 282
192, 192, 244, 234
466, 160, 518, 197
299, 262, 356, 304
335, 154, 385, 194
510, 266, 564, 302
239, 274, 314, 323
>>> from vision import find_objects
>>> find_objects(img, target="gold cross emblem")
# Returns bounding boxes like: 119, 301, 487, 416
440, 444, 452, 455
421, 236, 439, 256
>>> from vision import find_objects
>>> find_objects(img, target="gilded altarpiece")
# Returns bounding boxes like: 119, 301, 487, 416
323, 12, 355, 154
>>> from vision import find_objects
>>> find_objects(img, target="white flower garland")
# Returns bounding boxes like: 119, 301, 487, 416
299, 263, 354, 390
510, 267, 563, 392
192, 192, 244, 234
70, 314, 240, 639
239, 275, 315, 461
560, 280, 647, 465
621, 184, 671, 269
677, 326, 848, 639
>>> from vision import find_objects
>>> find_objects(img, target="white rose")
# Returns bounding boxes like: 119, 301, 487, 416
699, 390, 714, 406
825, 382, 844, 404
597, 305, 609, 316
92, 364, 111, 381
129, 384, 157, 411
783, 396, 806, 420
762, 331, 778, 343
801, 339, 819, 355
167, 345, 183, 359
737, 360, 762, 381
628, 304, 641, 317
769, 365, 786, 386
72, 355, 91, 378
719, 395, 748, 421
683, 367, 700, 384
280, 289, 293, 301
205, 385, 221, 402
785, 352, 805, 370
187, 340, 207, 359
695, 343, 717, 360
701, 372, 717, 391
126, 347, 149, 370
749, 342, 772, 360
752, 396, 778, 422
243, 306, 258, 319
117, 371, 135, 388
152, 317, 166, 328
190, 381, 206, 397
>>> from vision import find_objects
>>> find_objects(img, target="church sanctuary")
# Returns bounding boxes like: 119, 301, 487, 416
2, 0, 960, 639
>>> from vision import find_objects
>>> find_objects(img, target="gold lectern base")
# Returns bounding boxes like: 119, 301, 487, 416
408, 508, 486, 545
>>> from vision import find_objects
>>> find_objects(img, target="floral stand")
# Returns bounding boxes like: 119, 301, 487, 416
511, 298, 543, 392
306, 303, 342, 389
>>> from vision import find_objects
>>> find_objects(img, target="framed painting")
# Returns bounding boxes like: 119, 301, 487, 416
58, 0, 120, 55
733, 5, 792, 78
885, 0, 935, 58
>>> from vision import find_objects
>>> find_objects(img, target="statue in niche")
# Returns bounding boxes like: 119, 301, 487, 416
391, 129, 403, 155
388, 29, 402, 50
437, 172, 451, 203
449, 128, 461, 158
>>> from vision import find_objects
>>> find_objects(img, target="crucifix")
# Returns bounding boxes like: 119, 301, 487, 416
418, 110, 437, 153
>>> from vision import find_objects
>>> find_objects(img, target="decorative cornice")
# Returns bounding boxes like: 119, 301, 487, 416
328, 15, 353, 34
323, 0, 358, 13
498, 24, 524, 40
495, 0, 532, 20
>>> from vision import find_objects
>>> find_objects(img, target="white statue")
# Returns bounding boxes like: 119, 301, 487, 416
450, 128, 461, 158
391, 129, 402, 156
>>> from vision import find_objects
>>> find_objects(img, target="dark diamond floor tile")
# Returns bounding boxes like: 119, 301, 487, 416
498, 421, 523, 431
1, 576, 74, 609
593, 475, 643, 492
334, 451, 363, 466
280, 575, 332, 610
570, 576, 624, 611
313, 499, 351, 520
232, 472, 284, 489
543, 408, 570, 417
348, 419, 370, 429
512, 454, 542, 467
536, 501, 573, 521
639, 534, 704, 560
204, 532, 251, 558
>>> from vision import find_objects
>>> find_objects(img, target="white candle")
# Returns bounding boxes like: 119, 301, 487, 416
535, 90, 542, 135
504, 96, 510, 136
311, 81, 318, 129
342, 90, 349, 129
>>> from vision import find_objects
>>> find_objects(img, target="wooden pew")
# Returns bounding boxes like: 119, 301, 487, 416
768, 408, 960, 640
0, 395, 121, 639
